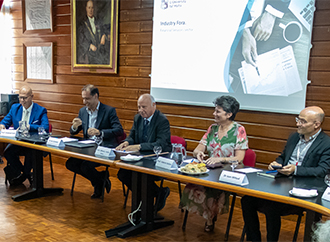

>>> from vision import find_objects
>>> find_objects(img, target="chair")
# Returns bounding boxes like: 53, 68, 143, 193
239, 211, 304, 242
71, 132, 127, 202
122, 135, 187, 210
181, 148, 256, 242
224, 148, 256, 241
43, 123, 54, 180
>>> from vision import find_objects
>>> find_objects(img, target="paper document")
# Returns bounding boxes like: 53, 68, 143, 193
78, 140, 95, 144
239, 46, 302, 96
59, 137, 79, 143
235, 167, 262, 173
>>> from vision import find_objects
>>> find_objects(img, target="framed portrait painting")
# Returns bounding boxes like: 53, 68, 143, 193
71, 0, 118, 73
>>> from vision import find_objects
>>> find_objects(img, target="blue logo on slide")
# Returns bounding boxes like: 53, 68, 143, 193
161, 0, 168, 9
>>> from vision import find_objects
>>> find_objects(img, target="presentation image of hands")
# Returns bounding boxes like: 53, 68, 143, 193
228, 0, 315, 96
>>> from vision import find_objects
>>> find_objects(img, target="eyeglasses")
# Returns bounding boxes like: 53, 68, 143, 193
295, 116, 316, 125
19, 95, 31, 101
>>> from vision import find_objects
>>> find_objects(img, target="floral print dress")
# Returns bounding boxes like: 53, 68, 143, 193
179, 122, 248, 221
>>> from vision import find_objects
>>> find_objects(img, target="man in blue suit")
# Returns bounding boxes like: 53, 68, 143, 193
0, 86, 49, 186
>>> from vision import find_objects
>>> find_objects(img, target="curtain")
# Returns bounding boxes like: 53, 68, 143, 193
0, 0, 13, 94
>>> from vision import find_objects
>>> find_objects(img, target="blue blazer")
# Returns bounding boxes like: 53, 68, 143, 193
0, 103, 49, 132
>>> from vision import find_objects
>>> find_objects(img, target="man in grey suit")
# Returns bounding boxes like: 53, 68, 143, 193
241, 106, 330, 242
116, 94, 172, 211
66, 84, 124, 199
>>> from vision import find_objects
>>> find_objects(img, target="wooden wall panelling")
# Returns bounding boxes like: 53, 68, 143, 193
8, 0, 330, 168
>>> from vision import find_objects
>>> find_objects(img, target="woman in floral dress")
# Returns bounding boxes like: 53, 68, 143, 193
179, 95, 248, 232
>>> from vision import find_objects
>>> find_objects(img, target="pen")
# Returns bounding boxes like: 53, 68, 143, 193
255, 66, 260, 76
266, 170, 277, 174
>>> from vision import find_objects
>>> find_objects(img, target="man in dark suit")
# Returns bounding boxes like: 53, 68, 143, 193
77, 0, 109, 64
65, 84, 124, 199
241, 106, 330, 242
0, 85, 49, 186
116, 94, 172, 211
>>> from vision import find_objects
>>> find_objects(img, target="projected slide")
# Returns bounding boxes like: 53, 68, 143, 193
151, 0, 315, 114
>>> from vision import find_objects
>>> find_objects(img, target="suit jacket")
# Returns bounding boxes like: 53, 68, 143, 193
70, 102, 123, 146
276, 131, 330, 177
0, 103, 49, 132
77, 16, 108, 64
126, 109, 172, 152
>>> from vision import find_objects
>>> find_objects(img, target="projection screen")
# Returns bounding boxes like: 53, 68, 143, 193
150, 0, 316, 114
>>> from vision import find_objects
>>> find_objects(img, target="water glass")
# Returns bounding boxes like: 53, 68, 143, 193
18, 121, 29, 137
94, 135, 103, 146
324, 174, 330, 186
38, 126, 46, 139
153, 146, 162, 159
230, 160, 238, 171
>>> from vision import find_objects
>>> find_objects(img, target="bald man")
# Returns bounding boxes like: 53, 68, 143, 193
116, 94, 172, 211
241, 106, 330, 242
0, 86, 49, 186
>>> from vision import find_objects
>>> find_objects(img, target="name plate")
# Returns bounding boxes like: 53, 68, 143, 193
322, 187, 330, 201
95, 146, 115, 158
46, 137, 65, 147
155, 156, 178, 170
0, 129, 17, 137
219, 170, 249, 186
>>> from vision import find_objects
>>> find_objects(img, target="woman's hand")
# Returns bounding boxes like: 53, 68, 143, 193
204, 157, 222, 165
196, 151, 206, 162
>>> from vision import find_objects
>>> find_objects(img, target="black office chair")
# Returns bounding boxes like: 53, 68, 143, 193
70, 165, 110, 202
43, 123, 54, 180
239, 211, 304, 242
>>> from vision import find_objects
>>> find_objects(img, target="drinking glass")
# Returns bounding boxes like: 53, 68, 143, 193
324, 174, 330, 186
18, 121, 29, 137
38, 126, 46, 139
18, 121, 27, 134
93, 135, 103, 146
230, 160, 238, 171
153, 146, 162, 159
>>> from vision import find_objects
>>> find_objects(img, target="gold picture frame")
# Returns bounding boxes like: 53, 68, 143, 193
71, 0, 118, 73
23, 42, 54, 84
22, 0, 53, 34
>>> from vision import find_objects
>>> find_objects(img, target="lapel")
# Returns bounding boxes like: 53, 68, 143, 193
95, 103, 104, 129
18, 105, 23, 121
28, 104, 36, 124
302, 131, 324, 165
146, 110, 159, 142
138, 116, 144, 142
85, 18, 95, 37
284, 133, 300, 165
82, 108, 89, 137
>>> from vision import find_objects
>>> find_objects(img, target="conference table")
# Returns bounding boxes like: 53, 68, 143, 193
1, 135, 330, 241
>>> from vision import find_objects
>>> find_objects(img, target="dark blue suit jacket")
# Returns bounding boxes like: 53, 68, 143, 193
70, 102, 123, 146
125, 109, 172, 152
0, 103, 49, 132
276, 131, 330, 177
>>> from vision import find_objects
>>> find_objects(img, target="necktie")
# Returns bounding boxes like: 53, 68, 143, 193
142, 119, 149, 143
22, 110, 29, 123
